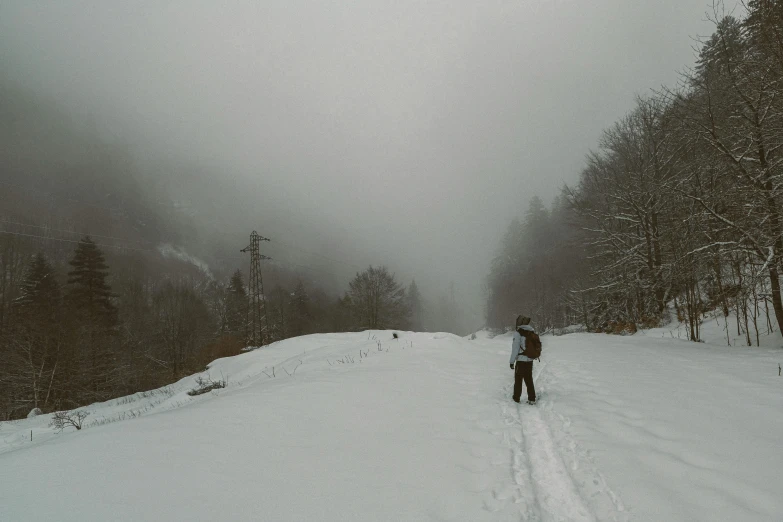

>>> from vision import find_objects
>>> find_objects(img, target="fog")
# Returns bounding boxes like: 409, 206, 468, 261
0, 1, 719, 329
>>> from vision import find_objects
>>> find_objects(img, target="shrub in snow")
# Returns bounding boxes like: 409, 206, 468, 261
50, 410, 89, 432
27, 408, 43, 419
187, 375, 227, 396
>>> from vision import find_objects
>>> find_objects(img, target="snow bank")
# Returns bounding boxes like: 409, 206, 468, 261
642, 308, 783, 349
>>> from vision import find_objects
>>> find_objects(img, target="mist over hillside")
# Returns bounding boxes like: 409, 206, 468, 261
4, 0, 773, 418
0, 68, 477, 320
4, 3, 783, 520
0, 1, 719, 333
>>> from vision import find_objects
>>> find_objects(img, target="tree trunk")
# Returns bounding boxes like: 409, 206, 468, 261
713, 254, 729, 317
651, 211, 666, 313
767, 264, 783, 337
764, 182, 783, 337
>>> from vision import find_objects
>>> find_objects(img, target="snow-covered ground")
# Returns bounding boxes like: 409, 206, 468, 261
642, 307, 783, 348
1, 328, 782, 521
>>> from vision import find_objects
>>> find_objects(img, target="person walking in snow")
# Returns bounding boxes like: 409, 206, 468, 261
509, 315, 539, 404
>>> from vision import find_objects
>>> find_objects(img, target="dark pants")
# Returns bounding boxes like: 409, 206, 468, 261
513, 361, 535, 402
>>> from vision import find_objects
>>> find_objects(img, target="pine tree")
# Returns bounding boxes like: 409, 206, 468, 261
66, 237, 116, 326
288, 280, 311, 336
7, 253, 63, 411
744, 0, 783, 72
65, 237, 117, 398
226, 269, 247, 337
15, 253, 62, 323
331, 294, 353, 332
0, 238, 31, 337
268, 285, 289, 341
522, 196, 550, 265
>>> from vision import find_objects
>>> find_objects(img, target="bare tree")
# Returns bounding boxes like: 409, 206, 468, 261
50, 410, 89, 432
348, 266, 409, 330
153, 279, 215, 378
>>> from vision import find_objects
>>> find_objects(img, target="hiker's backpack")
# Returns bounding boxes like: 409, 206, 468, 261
520, 329, 542, 360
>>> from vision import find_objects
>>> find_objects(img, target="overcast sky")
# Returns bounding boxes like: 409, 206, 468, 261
0, 1, 729, 328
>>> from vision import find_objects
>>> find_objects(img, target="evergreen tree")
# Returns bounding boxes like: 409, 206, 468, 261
226, 269, 247, 337
6, 253, 64, 412
66, 237, 116, 326
268, 285, 289, 341
0, 237, 29, 338
485, 197, 551, 329
331, 294, 353, 332
65, 237, 117, 398
15, 253, 62, 323
744, 0, 783, 73
288, 280, 311, 336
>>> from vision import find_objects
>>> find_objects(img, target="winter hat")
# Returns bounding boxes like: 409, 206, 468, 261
515, 315, 531, 327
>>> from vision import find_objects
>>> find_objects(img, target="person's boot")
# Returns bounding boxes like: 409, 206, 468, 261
526, 399, 536, 405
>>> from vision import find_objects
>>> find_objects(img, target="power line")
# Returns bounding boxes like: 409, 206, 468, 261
272, 238, 363, 271
3, 177, 379, 280
0, 225, 349, 282
0, 229, 159, 254
4, 174, 460, 277
276, 260, 345, 279
0, 219, 154, 247
0, 219, 248, 263
3, 179, 464, 308
3, 179, 368, 272
2, 176, 373, 277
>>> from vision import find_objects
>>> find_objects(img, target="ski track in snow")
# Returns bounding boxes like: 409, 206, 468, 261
494, 359, 628, 522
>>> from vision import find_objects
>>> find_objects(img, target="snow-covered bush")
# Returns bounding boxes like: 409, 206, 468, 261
187, 375, 227, 396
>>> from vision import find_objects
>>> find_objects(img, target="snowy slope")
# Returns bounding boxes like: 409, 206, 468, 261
1, 330, 782, 521
642, 307, 783, 349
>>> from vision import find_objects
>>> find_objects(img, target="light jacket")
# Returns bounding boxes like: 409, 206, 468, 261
510, 325, 535, 364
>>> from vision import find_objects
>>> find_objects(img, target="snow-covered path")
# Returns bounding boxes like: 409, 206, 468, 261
500, 364, 600, 522
1, 330, 781, 521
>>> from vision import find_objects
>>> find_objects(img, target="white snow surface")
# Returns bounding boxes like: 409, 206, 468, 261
1, 329, 782, 521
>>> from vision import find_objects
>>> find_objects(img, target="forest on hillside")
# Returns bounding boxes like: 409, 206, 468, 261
487, 2, 783, 344
0, 220, 427, 420
0, 83, 454, 420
